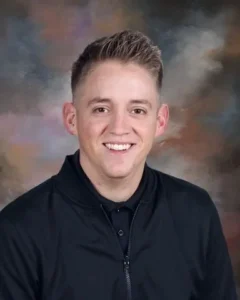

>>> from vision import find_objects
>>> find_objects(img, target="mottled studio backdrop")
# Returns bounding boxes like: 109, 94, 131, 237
0, 0, 240, 295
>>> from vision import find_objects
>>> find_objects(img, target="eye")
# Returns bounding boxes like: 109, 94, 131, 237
132, 108, 147, 115
92, 107, 109, 113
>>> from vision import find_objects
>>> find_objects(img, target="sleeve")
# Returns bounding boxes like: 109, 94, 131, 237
0, 216, 40, 300
200, 197, 238, 299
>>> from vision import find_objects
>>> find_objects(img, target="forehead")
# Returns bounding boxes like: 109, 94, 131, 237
75, 60, 159, 103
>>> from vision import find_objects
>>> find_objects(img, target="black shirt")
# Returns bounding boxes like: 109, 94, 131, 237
73, 151, 147, 255
0, 150, 237, 300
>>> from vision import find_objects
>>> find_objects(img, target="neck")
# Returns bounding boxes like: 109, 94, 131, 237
79, 154, 145, 203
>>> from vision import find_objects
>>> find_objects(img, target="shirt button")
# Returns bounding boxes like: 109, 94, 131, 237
117, 209, 120, 213
118, 229, 124, 237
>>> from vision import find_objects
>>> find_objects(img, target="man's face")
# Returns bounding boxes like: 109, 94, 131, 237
64, 60, 168, 179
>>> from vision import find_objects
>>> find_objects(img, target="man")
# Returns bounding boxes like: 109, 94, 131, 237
0, 30, 237, 300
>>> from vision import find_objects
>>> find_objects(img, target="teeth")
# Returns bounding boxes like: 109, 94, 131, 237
105, 143, 132, 151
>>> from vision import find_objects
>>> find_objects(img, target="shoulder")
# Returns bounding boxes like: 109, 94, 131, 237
0, 177, 54, 229
151, 167, 216, 219
151, 168, 221, 248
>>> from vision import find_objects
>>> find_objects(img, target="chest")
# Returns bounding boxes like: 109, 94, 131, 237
41, 202, 203, 300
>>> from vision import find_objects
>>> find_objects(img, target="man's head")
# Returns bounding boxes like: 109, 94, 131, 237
63, 30, 169, 181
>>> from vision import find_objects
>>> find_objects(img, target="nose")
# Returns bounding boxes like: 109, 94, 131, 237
109, 112, 130, 136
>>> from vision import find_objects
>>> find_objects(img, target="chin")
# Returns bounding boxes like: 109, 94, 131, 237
104, 167, 132, 179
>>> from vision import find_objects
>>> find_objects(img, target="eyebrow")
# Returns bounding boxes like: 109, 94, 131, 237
87, 97, 111, 107
87, 97, 152, 109
130, 99, 152, 109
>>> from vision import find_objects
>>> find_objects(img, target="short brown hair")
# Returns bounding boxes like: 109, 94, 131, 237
71, 30, 163, 95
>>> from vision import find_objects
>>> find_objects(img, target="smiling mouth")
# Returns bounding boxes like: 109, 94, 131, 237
103, 143, 135, 152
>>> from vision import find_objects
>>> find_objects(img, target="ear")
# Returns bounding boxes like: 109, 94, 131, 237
62, 102, 78, 136
155, 104, 169, 138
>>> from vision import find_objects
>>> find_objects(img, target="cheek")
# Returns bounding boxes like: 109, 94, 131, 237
138, 121, 157, 137
78, 119, 104, 141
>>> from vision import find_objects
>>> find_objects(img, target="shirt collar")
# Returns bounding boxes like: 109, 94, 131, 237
54, 149, 159, 210
73, 150, 146, 212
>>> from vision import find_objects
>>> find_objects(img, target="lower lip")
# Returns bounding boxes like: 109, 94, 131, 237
103, 144, 135, 154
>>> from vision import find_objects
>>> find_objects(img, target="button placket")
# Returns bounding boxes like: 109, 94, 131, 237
118, 229, 124, 237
